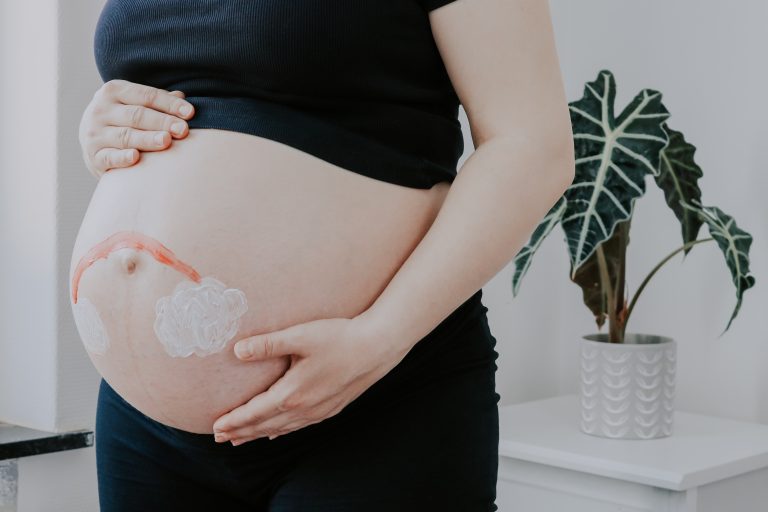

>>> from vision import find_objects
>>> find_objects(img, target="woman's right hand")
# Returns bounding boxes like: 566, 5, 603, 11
79, 79, 196, 179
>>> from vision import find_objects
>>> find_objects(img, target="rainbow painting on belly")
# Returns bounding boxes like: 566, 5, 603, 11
71, 231, 248, 359
71, 231, 203, 304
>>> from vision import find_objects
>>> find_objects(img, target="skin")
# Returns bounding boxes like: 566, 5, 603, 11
213, 0, 576, 444
78, 81, 195, 179
74, 0, 575, 444
71, 231, 203, 304
71, 123, 451, 433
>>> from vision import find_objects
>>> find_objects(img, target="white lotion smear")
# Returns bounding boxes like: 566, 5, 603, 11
72, 296, 111, 355
154, 276, 248, 358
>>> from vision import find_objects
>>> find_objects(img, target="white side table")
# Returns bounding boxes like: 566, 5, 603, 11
496, 394, 768, 512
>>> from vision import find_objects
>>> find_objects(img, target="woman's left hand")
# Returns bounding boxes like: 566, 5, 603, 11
211, 315, 409, 446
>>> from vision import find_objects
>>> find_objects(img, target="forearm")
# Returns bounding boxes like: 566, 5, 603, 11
355, 134, 574, 354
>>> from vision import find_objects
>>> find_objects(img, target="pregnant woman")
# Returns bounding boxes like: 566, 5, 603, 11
71, 0, 574, 510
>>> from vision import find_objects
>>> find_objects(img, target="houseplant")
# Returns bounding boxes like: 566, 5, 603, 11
511, 69, 756, 440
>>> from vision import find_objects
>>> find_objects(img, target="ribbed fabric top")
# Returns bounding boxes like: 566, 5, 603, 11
93, 0, 464, 189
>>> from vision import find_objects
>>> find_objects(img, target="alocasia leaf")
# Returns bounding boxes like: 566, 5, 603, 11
564, 69, 670, 274
511, 196, 567, 297
655, 124, 705, 257
680, 199, 756, 335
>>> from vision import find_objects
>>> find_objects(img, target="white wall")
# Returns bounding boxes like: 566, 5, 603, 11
55, 0, 106, 432
0, 1, 109, 509
8, 0, 764, 431
481, 0, 768, 423
0, 0, 766, 509
0, 0, 60, 431
0, 0, 102, 508
0, 0, 102, 433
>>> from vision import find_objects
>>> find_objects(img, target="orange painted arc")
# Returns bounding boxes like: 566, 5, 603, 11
71, 230, 202, 303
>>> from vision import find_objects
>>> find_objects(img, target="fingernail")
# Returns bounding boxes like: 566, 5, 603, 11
179, 104, 193, 117
154, 132, 166, 145
171, 122, 185, 135
235, 342, 252, 358
122, 150, 134, 163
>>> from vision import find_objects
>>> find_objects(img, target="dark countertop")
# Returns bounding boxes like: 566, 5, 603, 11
0, 423, 93, 460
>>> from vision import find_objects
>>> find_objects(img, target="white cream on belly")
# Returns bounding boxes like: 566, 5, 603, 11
154, 276, 248, 358
72, 296, 111, 355
71, 230, 248, 359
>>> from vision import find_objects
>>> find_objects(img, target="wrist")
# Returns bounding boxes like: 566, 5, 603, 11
352, 306, 416, 361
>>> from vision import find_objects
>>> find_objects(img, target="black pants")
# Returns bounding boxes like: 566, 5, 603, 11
95, 289, 500, 511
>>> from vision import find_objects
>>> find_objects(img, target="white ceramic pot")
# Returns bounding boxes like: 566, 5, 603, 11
579, 333, 676, 439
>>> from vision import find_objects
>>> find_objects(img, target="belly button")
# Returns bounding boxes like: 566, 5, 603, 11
119, 250, 140, 275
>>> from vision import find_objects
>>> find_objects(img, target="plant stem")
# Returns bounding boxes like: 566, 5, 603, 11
595, 243, 614, 337
624, 237, 713, 330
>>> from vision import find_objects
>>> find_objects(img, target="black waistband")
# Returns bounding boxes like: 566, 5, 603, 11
407, 288, 486, 352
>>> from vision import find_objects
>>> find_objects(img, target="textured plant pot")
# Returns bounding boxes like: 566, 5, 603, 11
579, 333, 676, 439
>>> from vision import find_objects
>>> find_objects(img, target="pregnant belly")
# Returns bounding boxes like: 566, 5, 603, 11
69, 128, 450, 434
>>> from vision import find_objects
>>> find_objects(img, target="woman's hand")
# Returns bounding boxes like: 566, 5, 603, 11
211, 316, 411, 445
78, 79, 196, 179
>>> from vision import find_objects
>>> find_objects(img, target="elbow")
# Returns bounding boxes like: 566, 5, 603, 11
537, 129, 576, 194
550, 113, 576, 168
524, 124, 578, 188
544, 120, 576, 190
484, 125, 576, 192
554, 135, 576, 190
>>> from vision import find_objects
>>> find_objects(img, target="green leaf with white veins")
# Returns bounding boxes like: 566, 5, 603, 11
680, 199, 756, 336
511, 196, 567, 297
565, 69, 670, 274
655, 125, 705, 257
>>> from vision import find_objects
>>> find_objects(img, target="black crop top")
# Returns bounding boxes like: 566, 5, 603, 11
94, 0, 464, 189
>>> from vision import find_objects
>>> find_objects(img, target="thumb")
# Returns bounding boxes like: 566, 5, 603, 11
234, 326, 304, 361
